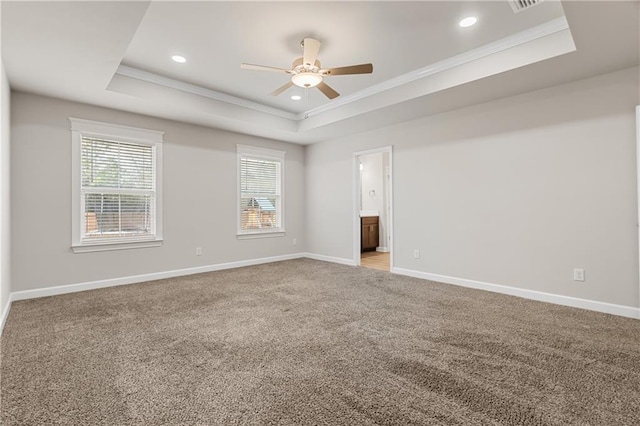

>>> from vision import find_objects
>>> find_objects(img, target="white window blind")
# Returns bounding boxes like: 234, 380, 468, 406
237, 145, 285, 236
70, 118, 163, 252
81, 137, 155, 241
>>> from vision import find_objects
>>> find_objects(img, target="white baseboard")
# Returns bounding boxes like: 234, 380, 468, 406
392, 267, 640, 320
10, 253, 305, 302
303, 252, 357, 267
376, 247, 389, 253
6, 255, 636, 332
0, 294, 12, 335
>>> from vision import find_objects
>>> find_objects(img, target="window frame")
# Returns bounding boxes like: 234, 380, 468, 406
237, 144, 286, 239
70, 118, 164, 253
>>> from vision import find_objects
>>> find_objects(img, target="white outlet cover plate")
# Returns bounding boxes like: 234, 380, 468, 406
573, 269, 584, 281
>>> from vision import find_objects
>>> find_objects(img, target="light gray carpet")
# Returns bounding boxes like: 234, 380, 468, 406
1, 259, 639, 425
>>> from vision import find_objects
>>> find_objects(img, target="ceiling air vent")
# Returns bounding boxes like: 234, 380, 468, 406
509, 0, 544, 13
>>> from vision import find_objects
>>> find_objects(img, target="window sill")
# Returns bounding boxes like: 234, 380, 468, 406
237, 231, 285, 240
72, 239, 163, 253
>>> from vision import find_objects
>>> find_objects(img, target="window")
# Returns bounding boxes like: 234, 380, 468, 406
237, 145, 285, 238
70, 118, 163, 252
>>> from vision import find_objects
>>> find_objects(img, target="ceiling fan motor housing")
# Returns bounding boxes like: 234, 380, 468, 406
292, 57, 321, 74
291, 57, 323, 88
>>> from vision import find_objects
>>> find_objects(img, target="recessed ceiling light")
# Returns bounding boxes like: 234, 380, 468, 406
459, 16, 477, 28
291, 95, 302, 101
171, 55, 187, 63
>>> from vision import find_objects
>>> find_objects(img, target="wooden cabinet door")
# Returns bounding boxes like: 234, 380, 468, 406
361, 224, 369, 249
361, 217, 379, 252
370, 224, 378, 249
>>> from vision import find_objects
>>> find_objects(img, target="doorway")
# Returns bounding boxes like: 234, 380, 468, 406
353, 146, 393, 271
636, 105, 640, 311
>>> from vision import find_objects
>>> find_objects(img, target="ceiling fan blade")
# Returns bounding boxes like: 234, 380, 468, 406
241, 63, 291, 74
316, 81, 339, 99
271, 81, 294, 96
302, 38, 321, 67
321, 63, 373, 76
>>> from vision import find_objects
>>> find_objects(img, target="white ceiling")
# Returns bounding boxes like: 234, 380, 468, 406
122, 1, 564, 113
2, 1, 638, 144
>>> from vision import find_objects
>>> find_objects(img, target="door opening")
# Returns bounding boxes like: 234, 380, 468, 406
636, 105, 640, 311
354, 147, 393, 271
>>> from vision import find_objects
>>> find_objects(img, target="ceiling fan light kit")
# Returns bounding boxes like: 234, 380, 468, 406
241, 37, 373, 100
291, 72, 322, 88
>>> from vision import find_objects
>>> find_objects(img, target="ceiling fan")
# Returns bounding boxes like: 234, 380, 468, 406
241, 37, 373, 100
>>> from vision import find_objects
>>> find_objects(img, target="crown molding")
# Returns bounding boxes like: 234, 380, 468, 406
114, 16, 569, 127
298, 16, 570, 120
115, 65, 298, 120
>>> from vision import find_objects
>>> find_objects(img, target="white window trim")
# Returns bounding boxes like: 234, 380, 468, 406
237, 144, 286, 239
70, 118, 164, 253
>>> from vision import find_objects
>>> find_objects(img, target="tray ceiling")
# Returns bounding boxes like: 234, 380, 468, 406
2, 1, 638, 144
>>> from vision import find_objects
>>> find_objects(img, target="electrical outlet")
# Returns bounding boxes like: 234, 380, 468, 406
573, 268, 584, 282
196, 247, 202, 256
292, 238, 297, 245
413, 249, 420, 259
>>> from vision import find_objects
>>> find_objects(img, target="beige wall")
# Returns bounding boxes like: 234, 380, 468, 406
10, 92, 304, 292
7, 67, 640, 312
1, 61, 10, 317
306, 67, 639, 309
